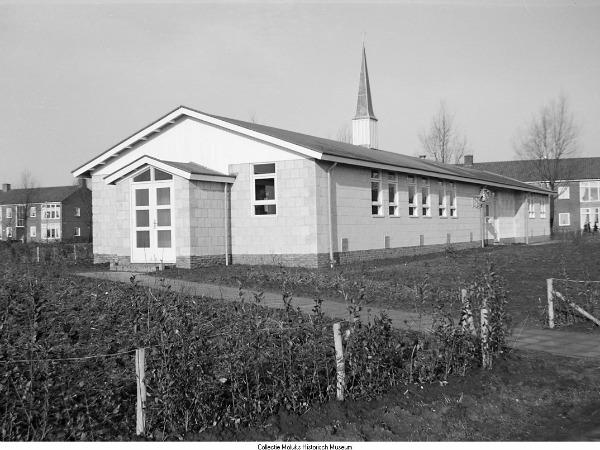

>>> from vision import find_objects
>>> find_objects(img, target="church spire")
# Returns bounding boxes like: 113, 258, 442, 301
354, 44, 377, 121
352, 45, 379, 148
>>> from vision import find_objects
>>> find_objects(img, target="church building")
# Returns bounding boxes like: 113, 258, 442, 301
72, 47, 551, 269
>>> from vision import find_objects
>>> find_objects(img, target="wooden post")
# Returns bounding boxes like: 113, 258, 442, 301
460, 288, 476, 336
547, 278, 555, 329
332, 323, 345, 401
73, 243, 77, 262
480, 298, 490, 369
135, 348, 146, 435
36, 246, 40, 263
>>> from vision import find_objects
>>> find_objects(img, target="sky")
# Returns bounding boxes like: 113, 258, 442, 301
1, 0, 599, 187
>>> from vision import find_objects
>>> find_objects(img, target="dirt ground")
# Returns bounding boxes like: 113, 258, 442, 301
193, 350, 600, 441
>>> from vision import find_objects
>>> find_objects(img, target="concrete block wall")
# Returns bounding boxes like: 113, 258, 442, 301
229, 158, 319, 257
91, 174, 130, 263
317, 164, 484, 254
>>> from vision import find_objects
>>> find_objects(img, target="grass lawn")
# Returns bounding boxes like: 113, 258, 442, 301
159, 237, 600, 330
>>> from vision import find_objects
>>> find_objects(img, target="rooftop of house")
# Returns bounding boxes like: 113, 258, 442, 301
469, 157, 600, 182
0, 185, 86, 205
72, 105, 551, 195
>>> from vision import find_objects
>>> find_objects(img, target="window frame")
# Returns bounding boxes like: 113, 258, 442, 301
74, 227, 81, 237
30, 226, 36, 237
408, 176, 418, 217
252, 163, 277, 216
580, 181, 600, 203
6, 207, 12, 219
449, 183, 458, 218
370, 169, 383, 217
558, 213, 570, 227
74, 207, 81, 217
528, 197, 535, 219
557, 186, 570, 200
421, 178, 431, 217
540, 198, 547, 219
30, 206, 36, 218
387, 172, 399, 217
6, 226, 13, 238
438, 181, 447, 218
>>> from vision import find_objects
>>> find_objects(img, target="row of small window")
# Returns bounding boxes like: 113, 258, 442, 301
556, 182, 600, 202
370, 171, 458, 218
527, 196, 548, 219
558, 208, 600, 228
0, 205, 80, 220
0, 225, 79, 239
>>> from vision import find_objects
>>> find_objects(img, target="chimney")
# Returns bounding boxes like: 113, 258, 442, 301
419, 155, 427, 159
464, 154, 474, 167
77, 178, 87, 188
2, 183, 10, 192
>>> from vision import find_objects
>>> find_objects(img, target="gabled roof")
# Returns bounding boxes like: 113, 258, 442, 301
72, 105, 551, 195
103, 155, 235, 184
471, 158, 600, 182
354, 45, 377, 121
0, 185, 84, 205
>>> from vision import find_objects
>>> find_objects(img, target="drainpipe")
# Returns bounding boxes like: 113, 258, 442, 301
327, 162, 338, 268
224, 183, 230, 266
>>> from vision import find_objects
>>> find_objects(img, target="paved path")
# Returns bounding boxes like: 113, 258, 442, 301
77, 270, 600, 360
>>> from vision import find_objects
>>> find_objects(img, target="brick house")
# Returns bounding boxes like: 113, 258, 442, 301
0, 182, 92, 243
72, 47, 551, 269
467, 157, 600, 233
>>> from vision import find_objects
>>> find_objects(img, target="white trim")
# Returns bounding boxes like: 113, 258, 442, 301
72, 107, 322, 177
104, 155, 235, 185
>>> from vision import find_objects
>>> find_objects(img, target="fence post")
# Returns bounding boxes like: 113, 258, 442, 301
332, 322, 345, 401
547, 278, 555, 329
460, 288, 476, 336
36, 246, 40, 263
480, 299, 490, 369
135, 348, 146, 435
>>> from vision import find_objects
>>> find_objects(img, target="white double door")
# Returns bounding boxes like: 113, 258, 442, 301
131, 181, 175, 263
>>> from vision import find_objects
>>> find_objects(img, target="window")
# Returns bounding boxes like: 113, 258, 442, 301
30, 206, 36, 217
449, 183, 457, 217
6, 207, 12, 219
421, 178, 431, 217
133, 167, 172, 182
74, 227, 81, 237
540, 199, 547, 219
44, 224, 60, 239
438, 182, 447, 217
30, 226, 36, 237
370, 170, 383, 216
42, 204, 60, 219
558, 186, 570, 200
408, 177, 418, 217
559, 213, 570, 226
253, 163, 276, 215
387, 173, 398, 216
581, 207, 600, 230
7, 227, 13, 238
528, 197, 535, 219
16, 206, 25, 227
74, 207, 81, 217
580, 181, 600, 202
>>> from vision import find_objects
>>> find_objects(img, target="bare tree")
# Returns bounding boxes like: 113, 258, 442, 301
514, 94, 579, 231
18, 169, 38, 243
419, 102, 467, 164
336, 123, 352, 144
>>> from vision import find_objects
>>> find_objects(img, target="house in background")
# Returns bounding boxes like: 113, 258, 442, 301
0, 181, 92, 243
467, 157, 600, 233
72, 47, 551, 270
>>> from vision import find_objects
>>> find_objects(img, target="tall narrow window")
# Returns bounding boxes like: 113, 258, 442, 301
30, 206, 36, 217
421, 178, 430, 217
30, 226, 36, 237
581, 208, 591, 229
74, 207, 81, 217
6, 208, 12, 219
408, 177, 418, 217
438, 181, 447, 217
74, 227, 81, 237
371, 170, 382, 216
449, 183, 457, 217
388, 173, 398, 216
528, 197, 535, 219
559, 213, 570, 226
253, 163, 276, 215
6, 227, 13, 238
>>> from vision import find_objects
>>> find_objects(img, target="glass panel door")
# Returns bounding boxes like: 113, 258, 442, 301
131, 179, 175, 263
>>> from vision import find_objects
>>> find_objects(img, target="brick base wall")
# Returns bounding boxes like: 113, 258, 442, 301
177, 255, 228, 269
232, 253, 330, 268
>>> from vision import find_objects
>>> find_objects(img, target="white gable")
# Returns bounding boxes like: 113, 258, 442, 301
94, 117, 308, 179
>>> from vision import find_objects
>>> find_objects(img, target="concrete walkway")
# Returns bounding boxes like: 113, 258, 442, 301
77, 270, 600, 360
